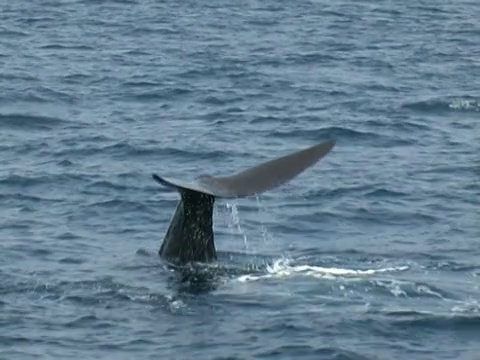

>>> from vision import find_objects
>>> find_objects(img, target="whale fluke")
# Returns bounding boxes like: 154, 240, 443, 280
153, 140, 335, 264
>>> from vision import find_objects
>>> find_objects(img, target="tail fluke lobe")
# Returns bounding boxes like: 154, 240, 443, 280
201, 140, 335, 197
152, 140, 335, 198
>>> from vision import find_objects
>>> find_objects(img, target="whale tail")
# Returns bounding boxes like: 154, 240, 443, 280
152, 140, 335, 264
152, 140, 335, 199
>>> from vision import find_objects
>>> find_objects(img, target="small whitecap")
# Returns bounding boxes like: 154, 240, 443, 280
449, 99, 480, 112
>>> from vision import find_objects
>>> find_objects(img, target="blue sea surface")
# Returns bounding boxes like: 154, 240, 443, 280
1, 0, 479, 359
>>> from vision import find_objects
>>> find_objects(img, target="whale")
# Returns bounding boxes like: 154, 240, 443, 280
152, 140, 335, 265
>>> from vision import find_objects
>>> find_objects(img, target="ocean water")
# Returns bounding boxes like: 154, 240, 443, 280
1, 0, 479, 359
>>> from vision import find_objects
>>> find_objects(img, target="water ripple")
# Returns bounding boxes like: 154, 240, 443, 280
0, 113, 67, 130
0, 0, 478, 358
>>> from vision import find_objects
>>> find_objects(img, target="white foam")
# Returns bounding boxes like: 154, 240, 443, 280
169, 299, 187, 312
451, 300, 480, 314
449, 99, 480, 111
415, 284, 444, 299
236, 258, 409, 282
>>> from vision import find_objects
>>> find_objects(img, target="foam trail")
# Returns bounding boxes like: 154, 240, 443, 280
237, 258, 409, 282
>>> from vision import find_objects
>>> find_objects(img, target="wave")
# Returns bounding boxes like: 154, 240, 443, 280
62, 314, 113, 329
0, 72, 39, 82
364, 188, 408, 198
62, 73, 92, 85
1, 275, 176, 309
0, 173, 88, 188
124, 26, 178, 36
402, 96, 480, 113
256, 346, 370, 360
0, 193, 63, 203
284, 52, 339, 65
78, 0, 138, 4
251, 124, 415, 147
303, 185, 407, 200
202, 94, 244, 106
83, 198, 152, 213
51, 141, 230, 161
122, 80, 160, 88
39, 44, 95, 51
385, 311, 480, 330
0, 29, 28, 37
122, 87, 193, 101
265, 126, 382, 143
0, 113, 67, 131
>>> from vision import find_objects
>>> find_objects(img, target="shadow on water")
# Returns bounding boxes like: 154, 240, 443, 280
165, 263, 224, 294
162, 251, 276, 295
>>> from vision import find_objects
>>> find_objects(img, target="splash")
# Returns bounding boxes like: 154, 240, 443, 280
255, 195, 275, 245
236, 258, 409, 282
225, 203, 249, 249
